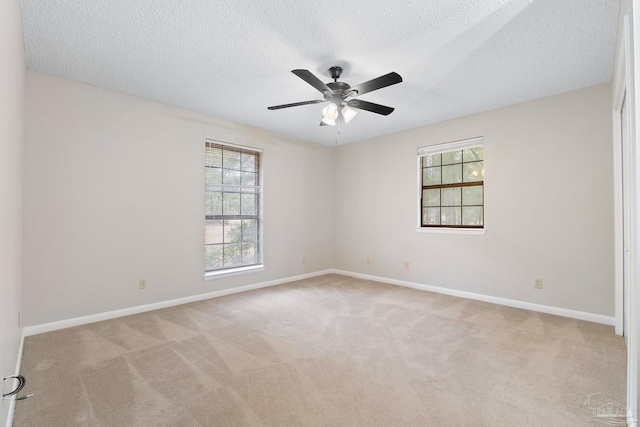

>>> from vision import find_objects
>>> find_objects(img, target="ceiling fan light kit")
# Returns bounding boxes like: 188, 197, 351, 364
341, 105, 357, 123
268, 66, 402, 127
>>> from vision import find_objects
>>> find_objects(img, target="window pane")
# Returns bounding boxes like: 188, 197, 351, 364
242, 243, 257, 264
206, 191, 223, 216
463, 161, 483, 182
205, 245, 223, 270
422, 154, 441, 167
463, 147, 483, 162
442, 150, 462, 165
224, 169, 241, 185
462, 185, 483, 205
206, 192, 213, 215
442, 164, 462, 184
223, 244, 242, 267
205, 220, 224, 244
441, 207, 461, 225
441, 187, 461, 206
241, 153, 256, 172
462, 207, 483, 226
241, 193, 256, 215
206, 147, 222, 167
206, 167, 222, 185
223, 150, 241, 170
223, 220, 242, 243
242, 219, 258, 243
223, 193, 240, 215
423, 167, 441, 185
242, 172, 256, 186
422, 189, 440, 207
423, 207, 440, 225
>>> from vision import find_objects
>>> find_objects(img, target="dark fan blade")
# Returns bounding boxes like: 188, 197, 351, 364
292, 69, 332, 94
347, 99, 395, 116
268, 100, 326, 110
348, 72, 402, 97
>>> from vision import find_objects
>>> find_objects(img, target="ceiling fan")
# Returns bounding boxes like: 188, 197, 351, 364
267, 66, 402, 126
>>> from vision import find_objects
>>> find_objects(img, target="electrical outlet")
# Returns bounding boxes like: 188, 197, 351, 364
139, 279, 147, 290
404, 261, 410, 270
534, 279, 542, 289
366, 257, 370, 265
302, 257, 306, 265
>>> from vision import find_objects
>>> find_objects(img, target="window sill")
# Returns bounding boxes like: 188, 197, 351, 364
204, 264, 264, 280
415, 227, 486, 235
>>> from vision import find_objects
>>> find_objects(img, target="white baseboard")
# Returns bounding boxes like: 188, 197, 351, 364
23, 270, 333, 337
5, 329, 25, 427
331, 269, 615, 326
22, 267, 615, 338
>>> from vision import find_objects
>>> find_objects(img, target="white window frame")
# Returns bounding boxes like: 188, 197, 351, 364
204, 139, 264, 280
416, 136, 486, 235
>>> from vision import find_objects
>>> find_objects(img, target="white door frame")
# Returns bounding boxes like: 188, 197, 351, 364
612, 14, 638, 425
613, 36, 627, 339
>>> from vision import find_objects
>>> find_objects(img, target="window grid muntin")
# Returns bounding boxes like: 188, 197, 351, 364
205, 141, 261, 272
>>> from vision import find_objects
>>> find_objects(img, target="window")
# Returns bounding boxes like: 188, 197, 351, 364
418, 137, 484, 229
205, 140, 262, 273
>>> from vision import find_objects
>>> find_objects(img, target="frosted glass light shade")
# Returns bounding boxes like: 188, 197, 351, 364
341, 105, 357, 123
321, 116, 336, 126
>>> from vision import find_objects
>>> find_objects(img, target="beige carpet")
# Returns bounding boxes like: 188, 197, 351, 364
13, 274, 626, 426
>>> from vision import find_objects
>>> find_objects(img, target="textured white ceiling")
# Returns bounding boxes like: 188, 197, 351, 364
20, 0, 620, 146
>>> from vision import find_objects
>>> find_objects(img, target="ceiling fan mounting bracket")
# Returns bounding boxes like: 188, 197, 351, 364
329, 66, 343, 82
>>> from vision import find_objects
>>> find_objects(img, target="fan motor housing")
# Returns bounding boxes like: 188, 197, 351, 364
327, 81, 351, 93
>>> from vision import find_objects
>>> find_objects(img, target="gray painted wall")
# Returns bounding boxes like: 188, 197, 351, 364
22, 75, 614, 325
0, 0, 25, 424
23, 72, 334, 326
333, 83, 613, 316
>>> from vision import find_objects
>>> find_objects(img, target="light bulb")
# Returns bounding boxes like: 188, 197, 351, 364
322, 103, 339, 120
